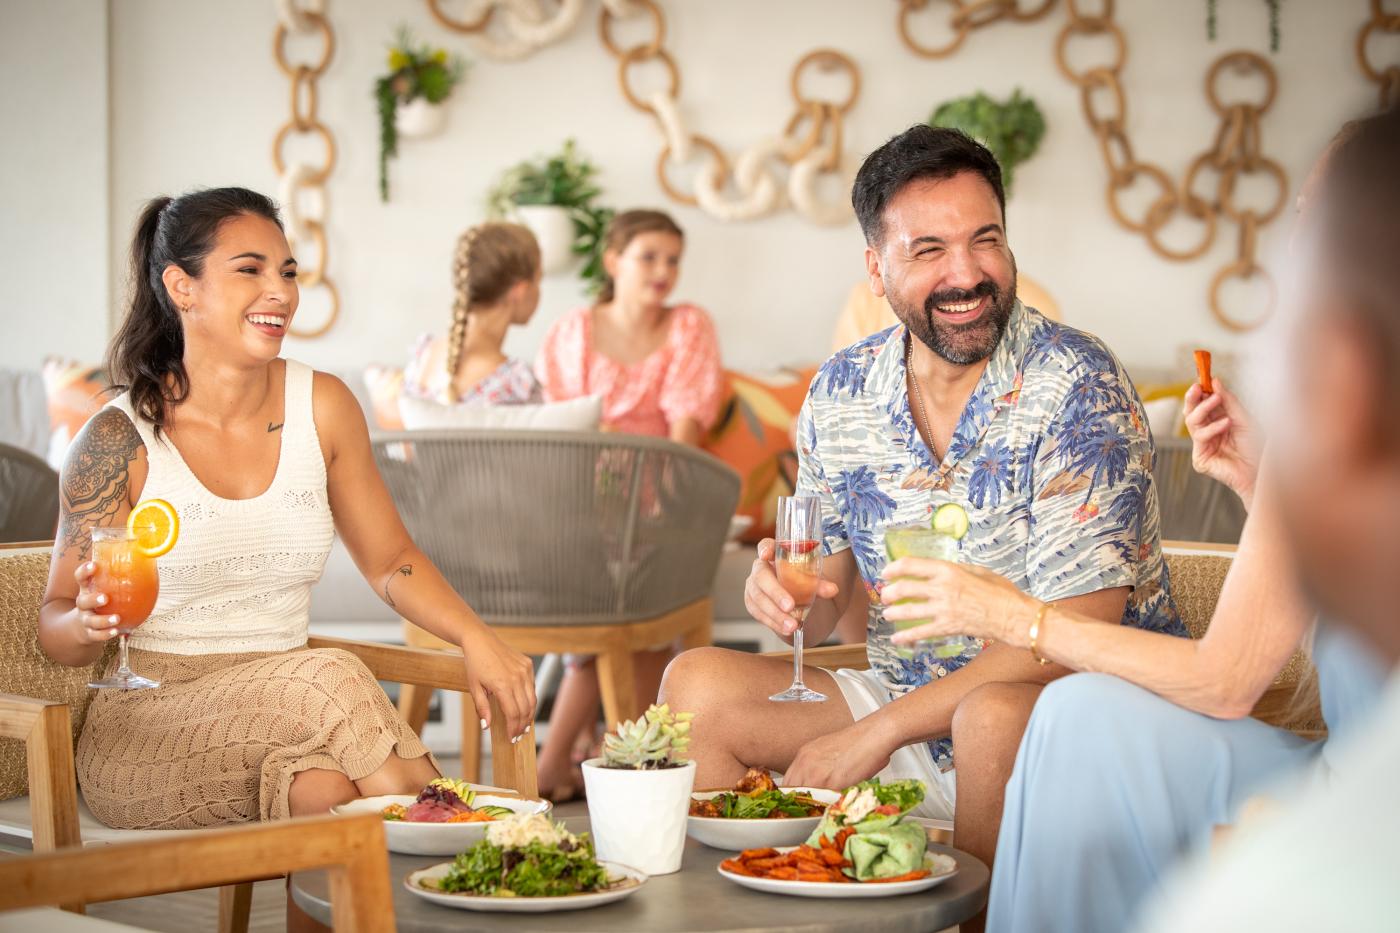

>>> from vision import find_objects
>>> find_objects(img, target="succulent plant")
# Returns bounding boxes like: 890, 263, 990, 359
601, 703, 694, 770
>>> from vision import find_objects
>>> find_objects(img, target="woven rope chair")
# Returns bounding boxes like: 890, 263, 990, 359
0, 541, 536, 932
371, 430, 740, 780
0, 444, 59, 544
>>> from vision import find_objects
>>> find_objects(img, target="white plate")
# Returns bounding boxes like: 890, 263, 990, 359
331, 790, 552, 856
717, 847, 958, 898
686, 787, 841, 850
404, 860, 646, 913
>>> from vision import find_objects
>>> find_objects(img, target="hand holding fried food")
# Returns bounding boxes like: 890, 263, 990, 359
1194, 349, 1214, 396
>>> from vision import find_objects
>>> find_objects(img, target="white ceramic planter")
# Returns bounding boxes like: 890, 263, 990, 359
513, 203, 576, 275
581, 758, 695, 876
395, 97, 447, 139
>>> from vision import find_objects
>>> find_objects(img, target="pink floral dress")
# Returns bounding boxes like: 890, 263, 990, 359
533, 304, 725, 436
403, 334, 542, 405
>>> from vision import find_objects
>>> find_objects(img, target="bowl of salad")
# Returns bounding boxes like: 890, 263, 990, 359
686, 768, 842, 850
332, 778, 552, 856
405, 813, 647, 913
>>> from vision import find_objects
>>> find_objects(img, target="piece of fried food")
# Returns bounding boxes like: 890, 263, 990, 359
734, 767, 777, 795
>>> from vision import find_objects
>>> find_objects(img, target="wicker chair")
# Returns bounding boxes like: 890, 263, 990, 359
371, 430, 741, 779
0, 444, 59, 545
0, 541, 536, 932
769, 543, 1323, 737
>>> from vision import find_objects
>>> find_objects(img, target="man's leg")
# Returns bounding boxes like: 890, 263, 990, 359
660, 647, 855, 787
950, 681, 1044, 933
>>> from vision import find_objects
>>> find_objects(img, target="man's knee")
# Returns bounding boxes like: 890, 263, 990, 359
951, 682, 1042, 750
659, 647, 741, 714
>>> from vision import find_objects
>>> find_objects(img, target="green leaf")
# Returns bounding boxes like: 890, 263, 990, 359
929, 89, 1045, 198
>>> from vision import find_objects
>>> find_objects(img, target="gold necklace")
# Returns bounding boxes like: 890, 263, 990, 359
906, 337, 938, 461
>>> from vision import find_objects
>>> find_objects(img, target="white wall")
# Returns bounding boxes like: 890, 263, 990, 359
0, 0, 109, 370
12, 1, 1378, 376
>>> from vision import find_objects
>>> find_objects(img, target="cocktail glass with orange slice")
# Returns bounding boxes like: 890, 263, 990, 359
87, 499, 179, 691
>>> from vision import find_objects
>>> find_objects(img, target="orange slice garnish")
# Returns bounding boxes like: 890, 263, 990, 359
127, 498, 179, 558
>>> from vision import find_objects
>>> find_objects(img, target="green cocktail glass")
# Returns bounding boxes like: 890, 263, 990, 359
883, 524, 973, 660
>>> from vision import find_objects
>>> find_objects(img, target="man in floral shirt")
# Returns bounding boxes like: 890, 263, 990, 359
661, 125, 1184, 878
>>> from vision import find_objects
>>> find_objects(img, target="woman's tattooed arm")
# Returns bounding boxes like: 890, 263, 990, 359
57, 408, 143, 559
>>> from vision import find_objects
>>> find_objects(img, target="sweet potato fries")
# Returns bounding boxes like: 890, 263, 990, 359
1194, 349, 1214, 396
719, 829, 931, 884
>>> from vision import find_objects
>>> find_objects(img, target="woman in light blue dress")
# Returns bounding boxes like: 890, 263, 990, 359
878, 376, 1388, 933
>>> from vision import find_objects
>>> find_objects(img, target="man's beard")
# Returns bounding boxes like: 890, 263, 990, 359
888, 271, 1016, 366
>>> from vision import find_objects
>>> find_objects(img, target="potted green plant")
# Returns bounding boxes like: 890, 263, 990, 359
929, 89, 1046, 196
375, 27, 465, 201
581, 703, 695, 876
488, 139, 611, 284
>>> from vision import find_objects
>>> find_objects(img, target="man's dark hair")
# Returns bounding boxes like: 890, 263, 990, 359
851, 124, 1006, 246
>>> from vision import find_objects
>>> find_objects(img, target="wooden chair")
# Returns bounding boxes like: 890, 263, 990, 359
0, 541, 537, 931
766, 543, 1323, 736
0, 812, 393, 932
370, 430, 740, 779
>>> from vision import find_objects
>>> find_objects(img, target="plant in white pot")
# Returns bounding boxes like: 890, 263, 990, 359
582, 703, 696, 876
374, 27, 465, 202
487, 139, 613, 285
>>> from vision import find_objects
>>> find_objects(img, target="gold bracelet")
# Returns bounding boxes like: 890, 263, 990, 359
1027, 603, 1051, 666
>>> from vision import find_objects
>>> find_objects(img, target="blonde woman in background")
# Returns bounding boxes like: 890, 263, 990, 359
403, 222, 543, 406
533, 208, 726, 801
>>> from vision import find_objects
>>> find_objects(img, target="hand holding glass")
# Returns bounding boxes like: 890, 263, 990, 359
770, 496, 827, 703
883, 524, 973, 660
86, 526, 161, 690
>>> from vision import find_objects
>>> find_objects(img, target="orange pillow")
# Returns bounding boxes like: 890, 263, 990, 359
703, 366, 818, 543
363, 365, 406, 431
41, 357, 108, 463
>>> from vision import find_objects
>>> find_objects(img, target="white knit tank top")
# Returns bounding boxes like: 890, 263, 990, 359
108, 359, 335, 654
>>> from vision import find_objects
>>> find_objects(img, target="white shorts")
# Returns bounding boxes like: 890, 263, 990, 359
825, 666, 958, 823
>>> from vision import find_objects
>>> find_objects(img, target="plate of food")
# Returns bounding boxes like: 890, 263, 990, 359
716, 778, 958, 898
687, 767, 841, 850
404, 813, 646, 913
332, 778, 551, 856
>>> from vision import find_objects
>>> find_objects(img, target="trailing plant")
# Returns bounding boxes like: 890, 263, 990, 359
929, 89, 1045, 198
375, 27, 464, 202
488, 139, 612, 293
600, 703, 693, 770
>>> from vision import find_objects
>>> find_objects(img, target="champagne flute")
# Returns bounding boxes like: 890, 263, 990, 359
87, 526, 161, 690
769, 495, 827, 703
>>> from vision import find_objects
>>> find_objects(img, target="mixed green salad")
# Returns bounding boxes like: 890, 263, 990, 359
430, 814, 613, 898
691, 787, 826, 819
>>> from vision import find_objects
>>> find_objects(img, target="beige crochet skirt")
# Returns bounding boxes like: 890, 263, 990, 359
76, 646, 436, 829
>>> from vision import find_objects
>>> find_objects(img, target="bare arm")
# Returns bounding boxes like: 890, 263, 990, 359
668, 417, 703, 447
314, 373, 535, 737
38, 408, 147, 667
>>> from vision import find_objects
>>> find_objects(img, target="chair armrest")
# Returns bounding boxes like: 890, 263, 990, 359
0, 812, 393, 927
0, 694, 81, 852
306, 637, 540, 798
761, 643, 870, 671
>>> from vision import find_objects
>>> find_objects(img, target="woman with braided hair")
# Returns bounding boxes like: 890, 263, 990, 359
403, 222, 543, 406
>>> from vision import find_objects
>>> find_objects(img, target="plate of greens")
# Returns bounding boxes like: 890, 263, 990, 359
404, 814, 646, 913
687, 768, 841, 850
333, 778, 551, 856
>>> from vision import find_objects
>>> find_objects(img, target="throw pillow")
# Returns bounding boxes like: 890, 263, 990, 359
398, 394, 603, 431
702, 366, 819, 543
363, 364, 406, 431
40, 358, 108, 469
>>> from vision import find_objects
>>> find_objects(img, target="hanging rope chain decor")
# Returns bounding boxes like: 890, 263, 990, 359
271, 0, 340, 338
594, 0, 859, 225
427, 0, 585, 61
1357, 0, 1400, 110
897, 0, 1288, 332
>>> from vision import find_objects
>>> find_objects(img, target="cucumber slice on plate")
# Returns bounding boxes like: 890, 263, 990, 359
931, 503, 969, 540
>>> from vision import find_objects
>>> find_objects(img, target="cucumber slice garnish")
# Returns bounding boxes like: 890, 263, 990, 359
931, 503, 969, 540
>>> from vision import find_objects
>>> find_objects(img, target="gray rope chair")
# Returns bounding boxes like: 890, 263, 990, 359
1152, 437, 1246, 544
0, 443, 59, 544
371, 430, 740, 778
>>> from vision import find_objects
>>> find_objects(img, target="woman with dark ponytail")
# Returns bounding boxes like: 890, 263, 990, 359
37, 187, 536, 828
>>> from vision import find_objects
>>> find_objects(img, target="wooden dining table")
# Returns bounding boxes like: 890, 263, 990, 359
289, 816, 990, 933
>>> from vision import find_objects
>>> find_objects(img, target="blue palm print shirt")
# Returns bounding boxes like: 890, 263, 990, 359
797, 301, 1185, 768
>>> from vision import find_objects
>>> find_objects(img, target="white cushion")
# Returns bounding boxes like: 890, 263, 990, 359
0, 908, 148, 931
1143, 396, 1183, 441
398, 395, 603, 432
0, 794, 183, 846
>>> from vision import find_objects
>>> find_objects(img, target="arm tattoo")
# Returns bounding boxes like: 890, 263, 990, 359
268, 421, 284, 433
384, 563, 413, 608
58, 408, 143, 559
